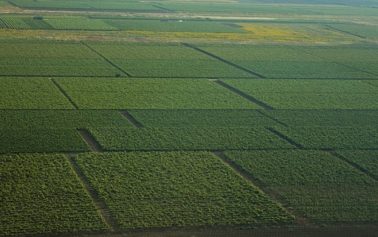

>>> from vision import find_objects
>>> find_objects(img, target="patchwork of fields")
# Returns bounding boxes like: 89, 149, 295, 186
1, 0, 378, 236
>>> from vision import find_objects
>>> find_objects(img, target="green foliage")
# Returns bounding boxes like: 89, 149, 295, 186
276, 127, 378, 149
224, 79, 378, 109
75, 151, 294, 229
0, 16, 30, 29
0, 78, 73, 109
0, 153, 108, 235
45, 16, 116, 30
201, 45, 374, 79
225, 150, 378, 223
0, 129, 89, 153
87, 43, 252, 77
338, 150, 378, 178
90, 127, 294, 151
57, 78, 257, 109
265, 110, 378, 127
129, 109, 278, 127
0, 41, 123, 76
0, 110, 132, 129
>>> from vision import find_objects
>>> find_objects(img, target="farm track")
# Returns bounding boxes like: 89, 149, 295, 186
256, 110, 288, 127
80, 41, 132, 77
66, 154, 119, 232
266, 127, 304, 149
119, 110, 144, 128
50, 78, 79, 109
326, 150, 378, 181
182, 43, 266, 78
324, 24, 366, 39
77, 129, 104, 152
212, 151, 313, 226
214, 80, 274, 110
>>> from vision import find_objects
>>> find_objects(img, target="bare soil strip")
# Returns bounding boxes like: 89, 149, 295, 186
66, 154, 119, 232
214, 79, 274, 110
77, 128, 104, 152
327, 150, 378, 181
51, 78, 79, 109
80, 41, 132, 77
120, 110, 144, 128
212, 151, 311, 226
266, 127, 304, 149
256, 110, 288, 127
182, 43, 266, 78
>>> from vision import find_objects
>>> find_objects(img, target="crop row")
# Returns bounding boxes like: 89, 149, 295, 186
225, 150, 378, 223
0, 153, 108, 236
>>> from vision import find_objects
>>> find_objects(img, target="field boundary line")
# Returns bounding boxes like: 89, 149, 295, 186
182, 43, 266, 78
324, 24, 366, 39
267, 127, 304, 149
326, 150, 378, 181
120, 110, 144, 128
65, 154, 119, 232
256, 110, 288, 127
77, 128, 104, 152
212, 151, 312, 226
50, 78, 79, 109
80, 41, 132, 77
214, 80, 274, 110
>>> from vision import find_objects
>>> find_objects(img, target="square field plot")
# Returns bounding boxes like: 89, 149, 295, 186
275, 127, 378, 149
57, 78, 257, 109
89, 127, 294, 151
75, 152, 293, 229
128, 109, 279, 128
225, 150, 378, 223
200, 45, 374, 79
0, 41, 123, 77
0, 78, 74, 109
85, 43, 252, 78
224, 79, 378, 109
0, 154, 107, 236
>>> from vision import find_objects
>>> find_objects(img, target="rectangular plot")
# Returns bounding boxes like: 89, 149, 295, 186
225, 150, 378, 223
265, 110, 378, 127
0, 78, 74, 109
45, 16, 116, 30
90, 127, 294, 151
337, 151, 378, 178
87, 43, 252, 77
0, 129, 89, 153
104, 19, 245, 33
224, 79, 378, 109
129, 109, 278, 127
57, 78, 257, 109
0, 16, 31, 29
201, 45, 373, 79
275, 127, 378, 149
0, 41, 122, 76
0, 110, 132, 129
75, 151, 293, 229
0, 153, 107, 236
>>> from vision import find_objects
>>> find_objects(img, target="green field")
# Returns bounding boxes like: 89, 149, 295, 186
1, 0, 378, 236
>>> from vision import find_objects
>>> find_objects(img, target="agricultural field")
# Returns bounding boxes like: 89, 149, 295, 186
75, 152, 294, 229
225, 150, 378, 223
0, 153, 108, 236
1, 0, 378, 236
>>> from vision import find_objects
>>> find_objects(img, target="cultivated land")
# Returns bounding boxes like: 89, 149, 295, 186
0, 0, 378, 236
